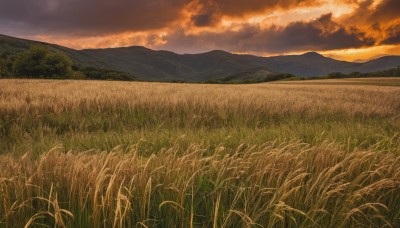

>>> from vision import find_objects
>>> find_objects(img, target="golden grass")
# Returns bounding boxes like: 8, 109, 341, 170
0, 78, 400, 227
1, 79, 399, 117
1, 142, 400, 227
274, 77, 400, 87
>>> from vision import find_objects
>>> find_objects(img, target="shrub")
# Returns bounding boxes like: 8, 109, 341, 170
13, 45, 72, 78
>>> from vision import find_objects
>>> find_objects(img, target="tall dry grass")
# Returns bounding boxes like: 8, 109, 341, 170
1, 142, 400, 227
0, 79, 400, 227
1, 79, 399, 118
0, 79, 399, 155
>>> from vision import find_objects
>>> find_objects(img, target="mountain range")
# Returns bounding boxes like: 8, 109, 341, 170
1, 34, 399, 82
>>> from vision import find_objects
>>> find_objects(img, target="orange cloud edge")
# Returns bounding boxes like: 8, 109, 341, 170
24, 0, 400, 62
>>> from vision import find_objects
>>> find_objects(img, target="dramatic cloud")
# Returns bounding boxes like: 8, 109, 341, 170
382, 23, 400, 45
370, 0, 400, 45
160, 14, 374, 54
367, 0, 400, 24
0, 0, 399, 60
0, 0, 320, 36
207, 0, 321, 17
340, 0, 400, 40
189, 0, 222, 27
0, 0, 189, 35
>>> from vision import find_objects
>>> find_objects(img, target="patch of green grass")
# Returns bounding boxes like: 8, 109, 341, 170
2, 111, 399, 156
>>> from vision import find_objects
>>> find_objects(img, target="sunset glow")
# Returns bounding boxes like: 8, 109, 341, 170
1, 0, 399, 61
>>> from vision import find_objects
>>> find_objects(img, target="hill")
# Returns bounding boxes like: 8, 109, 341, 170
1, 34, 399, 81
260, 52, 400, 76
79, 48, 275, 81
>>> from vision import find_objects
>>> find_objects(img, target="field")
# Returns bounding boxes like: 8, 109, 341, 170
1, 78, 400, 227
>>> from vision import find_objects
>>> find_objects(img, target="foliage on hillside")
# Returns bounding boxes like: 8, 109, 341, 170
72, 65, 138, 81
12, 45, 72, 78
0, 45, 137, 81
304, 67, 400, 80
206, 72, 297, 84
327, 67, 400, 78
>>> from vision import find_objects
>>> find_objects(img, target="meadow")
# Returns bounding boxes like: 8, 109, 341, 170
0, 78, 400, 227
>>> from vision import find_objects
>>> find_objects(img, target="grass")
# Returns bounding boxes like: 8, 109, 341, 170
273, 77, 400, 87
0, 78, 400, 227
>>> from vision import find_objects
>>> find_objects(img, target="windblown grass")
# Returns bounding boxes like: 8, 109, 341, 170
1, 79, 399, 155
0, 78, 400, 227
1, 142, 400, 227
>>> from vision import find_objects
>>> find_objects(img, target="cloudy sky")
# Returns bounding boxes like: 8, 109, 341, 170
1, 0, 399, 61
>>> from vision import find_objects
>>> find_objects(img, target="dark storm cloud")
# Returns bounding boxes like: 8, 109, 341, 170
368, 0, 400, 24
382, 23, 400, 45
340, 0, 400, 46
0, 0, 393, 55
262, 14, 374, 52
162, 14, 375, 54
342, 0, 400, 27
0, 0, 322, 36
190, 0, 221, 27
189, 0, 320, 27
191, 13, 217, 27
0, 0, 189, 36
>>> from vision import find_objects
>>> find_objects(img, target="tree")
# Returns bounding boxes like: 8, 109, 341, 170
349, 72, 361, 78
43, 53, 73, 78
13, 45, 72, 78
327, 72, 347, 79
0, 51, 13, 77
0, 58, 6, 77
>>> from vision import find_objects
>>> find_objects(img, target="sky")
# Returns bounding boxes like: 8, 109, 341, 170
0, 0, 399, 61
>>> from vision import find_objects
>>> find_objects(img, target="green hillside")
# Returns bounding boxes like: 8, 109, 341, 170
1, 34, 399, 82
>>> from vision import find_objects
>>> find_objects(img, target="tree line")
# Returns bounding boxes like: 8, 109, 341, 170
0, 45, 136, 81
324, 68, 400, 79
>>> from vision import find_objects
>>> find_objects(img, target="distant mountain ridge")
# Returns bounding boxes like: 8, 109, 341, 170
1, 34, 399, 82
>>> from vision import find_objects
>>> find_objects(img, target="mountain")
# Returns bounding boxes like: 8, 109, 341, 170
349, 56, 400, 73
259, 52, 400, 77
259, 52, 355, 76
78, 48, 276, 81
1, 34, 400, 81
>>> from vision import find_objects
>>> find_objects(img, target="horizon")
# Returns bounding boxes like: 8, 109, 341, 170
2, 33, 398, 64
1, 0, 399, 62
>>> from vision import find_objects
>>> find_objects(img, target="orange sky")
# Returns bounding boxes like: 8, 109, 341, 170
1, 0, 399, 61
